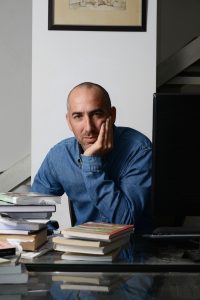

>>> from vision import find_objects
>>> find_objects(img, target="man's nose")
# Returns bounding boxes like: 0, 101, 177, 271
84, 116, 93, 132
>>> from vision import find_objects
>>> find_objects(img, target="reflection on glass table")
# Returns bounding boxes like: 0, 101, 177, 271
1, 272, 200, 300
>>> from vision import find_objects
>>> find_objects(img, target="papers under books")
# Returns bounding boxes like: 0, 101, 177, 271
61, 222, 134, 241
0, 255, 20, 265
0, 192, 61, 205
54, 222, 134, 262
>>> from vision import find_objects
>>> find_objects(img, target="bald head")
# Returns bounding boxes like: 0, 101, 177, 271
67, 82, 111, 112
66, 81, 116, 151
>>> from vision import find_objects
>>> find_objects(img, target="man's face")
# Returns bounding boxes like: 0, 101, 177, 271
67, 86, 115, 151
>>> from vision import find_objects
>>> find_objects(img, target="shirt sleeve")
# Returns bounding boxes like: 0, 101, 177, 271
31, 153, 64, 196
80, 145, 152, 226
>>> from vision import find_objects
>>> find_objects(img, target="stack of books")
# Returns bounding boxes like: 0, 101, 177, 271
53, 222, 134, 262
0, 191, 61, 221
0, 192, 61, 251
0, 257, 28, 284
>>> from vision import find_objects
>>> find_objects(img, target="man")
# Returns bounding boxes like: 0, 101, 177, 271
31, 82, 152, 232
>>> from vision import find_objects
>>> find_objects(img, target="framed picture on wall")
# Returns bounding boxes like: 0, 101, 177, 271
48, 0, 147, 32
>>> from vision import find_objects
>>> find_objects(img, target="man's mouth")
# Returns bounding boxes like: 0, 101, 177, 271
83, 136, 97, 143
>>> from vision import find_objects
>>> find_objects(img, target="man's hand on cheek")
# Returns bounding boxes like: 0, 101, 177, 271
83, 117, 113, 156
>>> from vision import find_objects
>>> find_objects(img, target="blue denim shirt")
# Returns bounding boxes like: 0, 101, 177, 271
31, 126, 152, 232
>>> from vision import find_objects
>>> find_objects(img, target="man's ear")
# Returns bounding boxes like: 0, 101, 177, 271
66, 113, 72, 131
110, 106, 116, 124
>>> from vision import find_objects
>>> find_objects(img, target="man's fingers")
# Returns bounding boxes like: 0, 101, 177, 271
83, 117, 113, 156
98, 121, 106, 145
107, 117, 113, 150
104, 117, 113, 151
104, 118, 109, 148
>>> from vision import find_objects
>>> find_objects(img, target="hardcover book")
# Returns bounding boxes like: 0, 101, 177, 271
0, 228, 47, 251
61, 222, 134, 242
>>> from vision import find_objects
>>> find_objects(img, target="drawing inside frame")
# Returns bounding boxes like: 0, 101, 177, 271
48, 0, 147, 31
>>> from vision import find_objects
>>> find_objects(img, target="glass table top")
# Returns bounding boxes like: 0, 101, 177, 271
21, 235, 200, 272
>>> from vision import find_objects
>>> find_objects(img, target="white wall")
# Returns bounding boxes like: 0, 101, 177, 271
0, 0, 31, 172
32, 0, 157, 228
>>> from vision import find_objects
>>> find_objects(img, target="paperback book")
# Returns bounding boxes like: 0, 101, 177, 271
0, 215, 47, 231
0, 204, 56, 213
53, 234, 130, 255
60, 276, 124, 292
60, 282, 117, 292
4, 211, 52, 219
61, 222, 134, 242
0, 192, 61, 205
61, 248, 120, 262
0, 229, 40, 235
52, 273, 107, 285
52, 233, 130, 247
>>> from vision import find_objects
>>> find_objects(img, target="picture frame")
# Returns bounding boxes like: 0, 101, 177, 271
48, 0, 147, 32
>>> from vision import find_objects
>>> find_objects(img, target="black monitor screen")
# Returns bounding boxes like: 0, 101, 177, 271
152, 93, 200, 221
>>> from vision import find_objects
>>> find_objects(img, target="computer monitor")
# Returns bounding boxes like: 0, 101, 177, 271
151, 93, 200, 227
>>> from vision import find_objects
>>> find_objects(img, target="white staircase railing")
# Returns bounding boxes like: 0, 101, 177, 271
0, 154, 31, 192
157, 36, 200, 88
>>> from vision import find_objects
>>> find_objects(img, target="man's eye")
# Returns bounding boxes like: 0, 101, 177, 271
93, 112, 103, 117
73, 115, 82, 119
